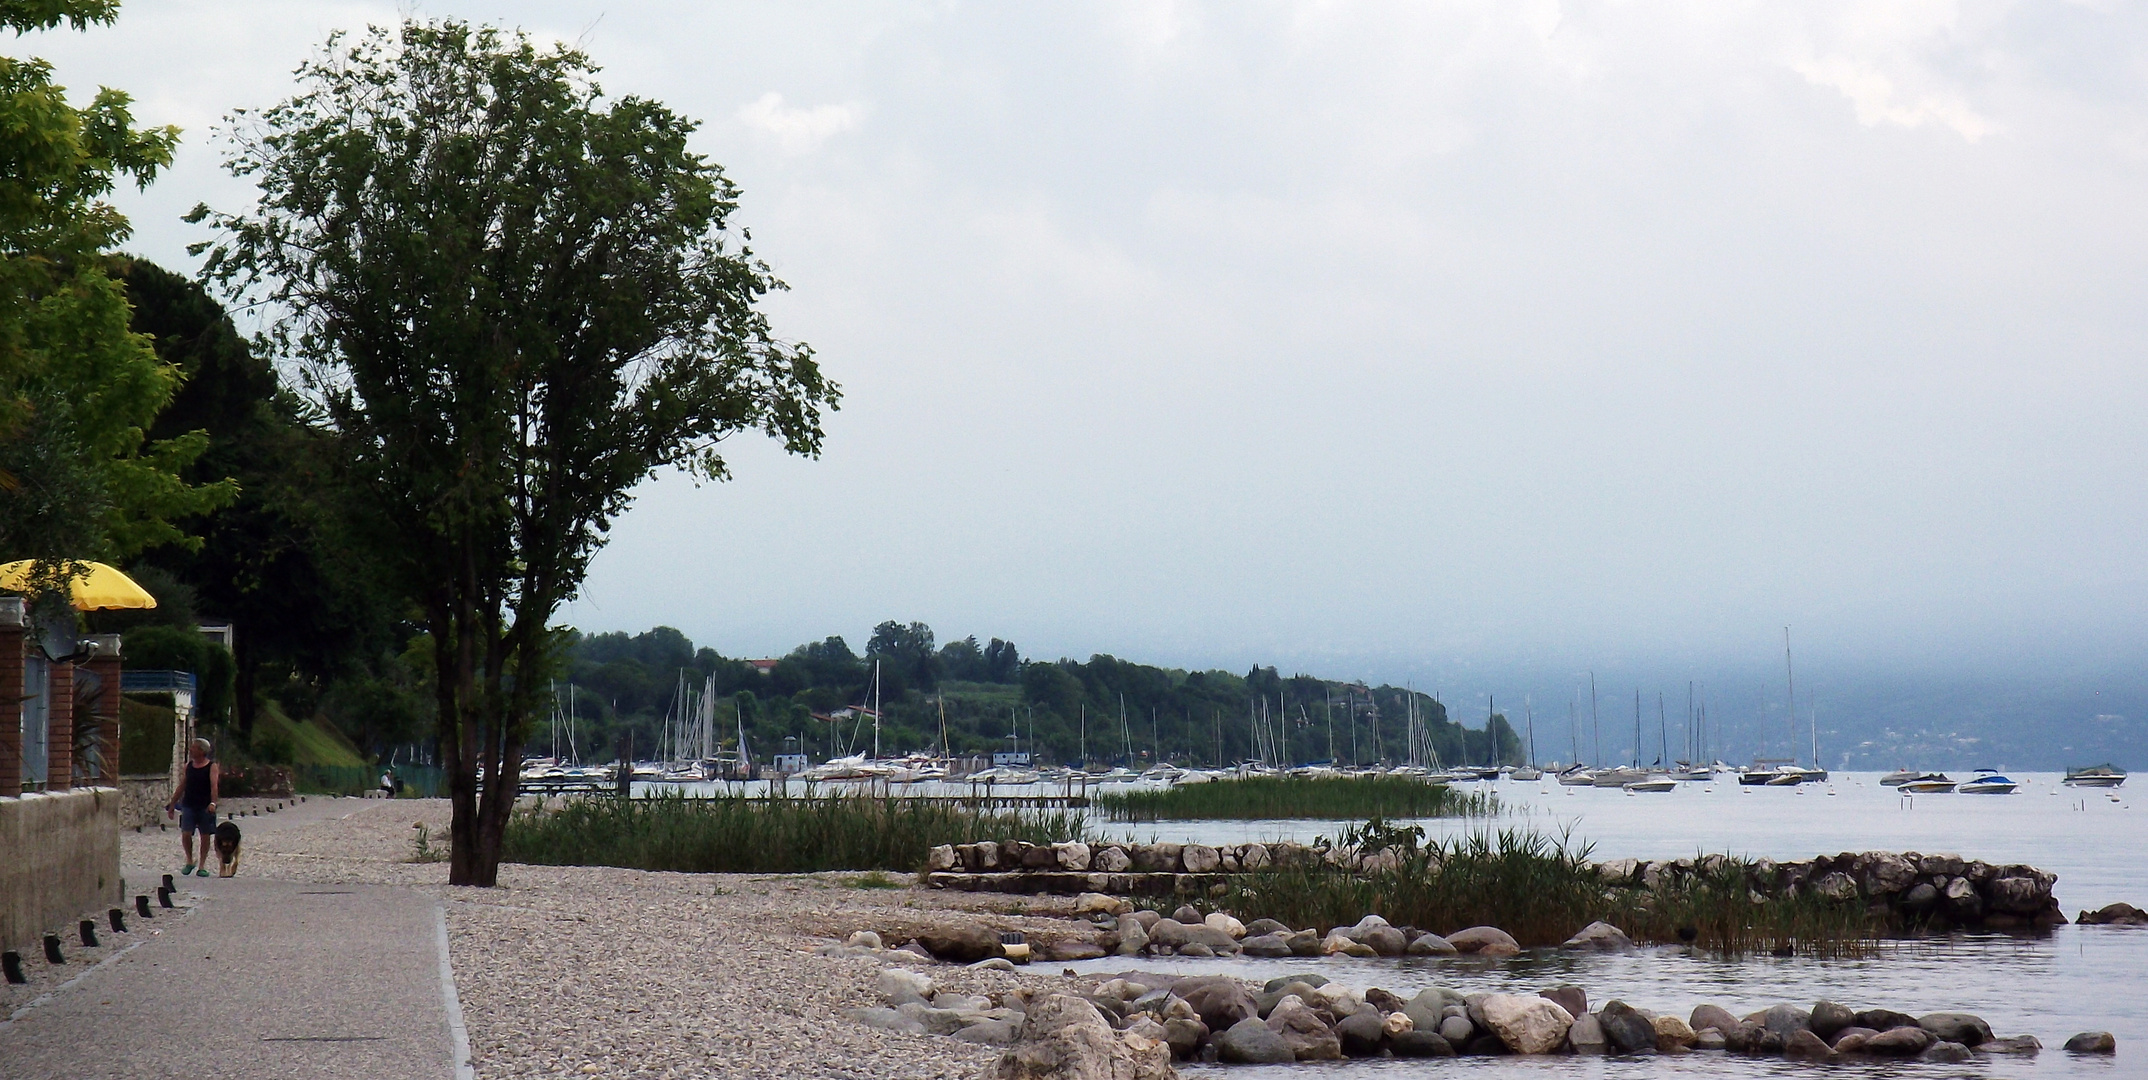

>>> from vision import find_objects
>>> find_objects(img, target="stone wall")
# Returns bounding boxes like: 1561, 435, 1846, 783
922, 841, 2066, 930
117, 773, 172, 829
0, 787, 122, 953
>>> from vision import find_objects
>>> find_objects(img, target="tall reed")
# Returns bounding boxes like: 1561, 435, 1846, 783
1095, 776, 1496, 822
502, 793, 1089, 874
1221, 822, 1880, 957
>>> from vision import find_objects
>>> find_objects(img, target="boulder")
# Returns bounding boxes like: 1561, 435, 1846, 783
1689, 1004, 1738, 1035
1808, 1000, 1854, 1040
1171, 905, 1204, 924
927, 845, 958, 871
1239, 843, 1272, 869
1920, 1040, 1972, 1063
1985, 1034, 2042, 1054
1334, 1009, 1387, 1056
2079, 902, 2148, 925
954, 1019, 1024, 1044
1217, 1016, 1295, 1064
1899, 882, 1940, 911
1854, 1008, 1918, 1032
1364, 987, 1406, 1014
1566, 1012, 1609, 1054
1943, 876, 1982, 919
1074, 892, 1127, 916
1539, 985, 1587, 1020
1990, 875, 2049, 915
1133, 844, 1182, 873
1597, 1001, 1659, 1055
1863, 1026, 1934, 1056
982, 994, 1175, 1080
1114, 915, 1149, 956
1239, 933, 1291, 958
850, 1007, 927, 1034
1243, 918, 1291, 937
1390, 1030, 1456, 1057
1438, 1015, 1475, 1045
1262, 973, 1329, 993
1128, 909, 1162, 931
1759, 1004, 1811, 1039
2065, 1031, 2117, 1054
1478, 993, 1573, 1054
1406, 932, 1458, 956
1056, 843, 1093, 871
1178, 979, 1257, 1030
876, 968, 934, 1006
1161, 1017, 1205, 1059
1382, 1012, 1414, 1037
1722, 1021, 1767, 1053
1830, 1030, 1872, 1053
1203, 912, 1246, 939
1812, 872, 1858, 900
1445, 925, 1521, 956
1181, 845, 1222, 873
1692, 1028, 1727, 1051
1917, 1012, 1991, 1047
1121, 1014, 1169, 1044
1284, 929, 1322, 956
917, 921, 1002, 963
1092, 846, 1133, 873
1651, 1014, 1697, 1051
1361, 925, 1408, 956
1784, 1029, 1834, 1061
1560, 921, 1635, 951
1177, 942, 1213, 958
1861, 852, 1918, 895
1022, 844, 1059, 870
1044, 939, 1107, 962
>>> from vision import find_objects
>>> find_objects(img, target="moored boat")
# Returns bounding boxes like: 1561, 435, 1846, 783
1958, 769, 2019, 795
1880, 768, 1918, 787
2064, 765, 2127, 789
1899, 773, 1956, 794
1624, 776, 1677, 792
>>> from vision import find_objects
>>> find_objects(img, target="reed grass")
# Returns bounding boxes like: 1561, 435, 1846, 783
1221, 822, 1881, 957
1095, 776, 1496, 822
502, 792, 1090, 874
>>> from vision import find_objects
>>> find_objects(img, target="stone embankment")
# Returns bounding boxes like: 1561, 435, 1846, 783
924, 842, 2068, 930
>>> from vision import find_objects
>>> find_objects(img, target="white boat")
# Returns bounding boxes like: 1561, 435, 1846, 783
1557, 767, 1597, 787
1880, 768, 1918, 787
1591, 766, 1646, 788
1899, 773, 1956, 794
1624, 776, 1677, 793
1141, 763, 1185, 782
2064, 765, 2127, 789
1509, 766, 1543, 781
1958, 770, 2019, 795
1672, 764, 1715, 782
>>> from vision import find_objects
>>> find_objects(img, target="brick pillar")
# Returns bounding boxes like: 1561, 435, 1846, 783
86, 634, 122, 786
47, 657, 73, 792
0, 597, 22, 798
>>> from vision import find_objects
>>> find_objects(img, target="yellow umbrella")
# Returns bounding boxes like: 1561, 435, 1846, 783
0, 560, 158, 610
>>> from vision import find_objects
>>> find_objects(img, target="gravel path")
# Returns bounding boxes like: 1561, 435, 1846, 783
112, 796, 1095, 1080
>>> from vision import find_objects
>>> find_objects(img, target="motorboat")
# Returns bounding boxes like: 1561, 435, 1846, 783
1899, 773, 1956, 794
1556, 766, 1597, 787
1624, 776, 1677, 793
1672, 762, 1716, 782
1880, 768, 1918, 787
1509, 766, 1544, 782
1958, 770, 2019, 795
1141, 763, 1185, 782
2064, 765, 2128, 789
1591, 766, 1646, 788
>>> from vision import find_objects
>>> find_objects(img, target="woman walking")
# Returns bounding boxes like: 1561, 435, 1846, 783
165, 738, 219, 877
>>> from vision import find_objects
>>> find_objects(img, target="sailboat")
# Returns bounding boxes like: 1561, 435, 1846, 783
1510, 699, 1543, 781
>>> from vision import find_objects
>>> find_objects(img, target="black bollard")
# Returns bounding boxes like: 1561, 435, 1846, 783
79, 920, 98, 948
109, 908, 127, 933
161, 873, 174, 892
43, 934, 63, 964
136, 894, 154, 918
157, 886, 173, 908
2, 951, 23, 984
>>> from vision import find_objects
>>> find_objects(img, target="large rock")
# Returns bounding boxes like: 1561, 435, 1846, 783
1361, 926, 1408, 956
2078, 902, 2148, 925
1284, 929, 1322, 956
1044, 939, 1107, 962
1161, 1018, 1205, 1059
982, 994, 1175, 1080
1864, 1026, 1935, 1056
1266, 995, 1344, 1060
1334, 1010, 1386, 1057
1854, 1008, 1919, 1032
1921, 1040, 1973, 1062
1243, 918, 1290, 937
1217, 1017, 1294, 1064
918, 921, 1003, 963
1990, 875, 2050, 915
1811, 872, 1858, 900
1180, 845, 1221, 873
1240, 934, 1292, 958
1056, 842, 1093, 871
1239, 843, 1272, 869
1402, 988, 1467, 1032
1203, 912, 1246, 939
1171, 905, 1204, 924
1943, 876, 1982, 919
1597, 1001, 1658, 1054
877, 968, 935, 1006
1148, 919, 1192, 947
2065, 1031, 2117, 1053
1438, 1016, 1475, 1044
1390, 1030, 1456, 1057
1784, 1029, 1834, 1061
1985, 1034, 2041, 1054
1445, 926, 1521, 956
1692, 1028, 1727, 1051
1861, 852, 1918, 895
1134, 844, 1182, 873
927, 845, 958, 871
1917, 1012, 1991, 1047
1074, 892, 1126, 915
1115, 914, 1149, 956
1177, 979, 1257, 1031
1092, 846, 1133, 873
1539, 985, 1586, 1020
1809, 1000, 1855, 1040
1406, 932, 1458, 956
1560, 921, 1634, 951
1689, 1004, 1738, 1035
1566, 1013, 1608, 1054
1181, 924, 1242, 953
1651, 1014, 1697, 1051
1759, 1004, 1811, 1039
1478, 994, 1573, 1054
1899, 882, 1940, 911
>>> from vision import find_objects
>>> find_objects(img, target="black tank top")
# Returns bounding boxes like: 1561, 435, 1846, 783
182, 760, 213, 808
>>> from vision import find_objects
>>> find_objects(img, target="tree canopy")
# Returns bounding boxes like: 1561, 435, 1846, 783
193, 19, 838, 885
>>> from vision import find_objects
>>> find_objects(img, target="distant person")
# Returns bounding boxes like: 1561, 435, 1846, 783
379, 768, 397, 798
165, 738, 219, 878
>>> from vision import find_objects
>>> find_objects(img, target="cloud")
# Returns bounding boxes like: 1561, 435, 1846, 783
737, 91, 862, 153
1792, 53, 1996, 141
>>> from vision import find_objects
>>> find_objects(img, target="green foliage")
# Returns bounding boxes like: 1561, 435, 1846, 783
409, 822, 448, 863
0, 3, 229, 573
117, 693, 171, 773
1096, 775, 1496, 822
120, 623, 235, 724
248, 723, 294, 765
502, 793, 1087, 874
1223, 823, 1880, 957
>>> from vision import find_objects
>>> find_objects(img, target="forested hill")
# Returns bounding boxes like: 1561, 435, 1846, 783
557, 621, 1523, 768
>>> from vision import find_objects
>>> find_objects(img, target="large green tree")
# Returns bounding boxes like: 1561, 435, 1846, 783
196, 20, 838, 884
0, 0, 228, 576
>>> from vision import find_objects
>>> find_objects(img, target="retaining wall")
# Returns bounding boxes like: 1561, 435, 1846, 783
0, 787, 122, 953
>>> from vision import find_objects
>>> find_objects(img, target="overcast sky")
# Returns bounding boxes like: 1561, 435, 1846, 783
37, 1, 2148, 690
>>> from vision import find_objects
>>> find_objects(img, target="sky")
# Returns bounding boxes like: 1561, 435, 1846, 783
30, 2, 2148, 732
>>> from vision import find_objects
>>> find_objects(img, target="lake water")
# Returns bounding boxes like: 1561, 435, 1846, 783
1060, 772, 2146, 1077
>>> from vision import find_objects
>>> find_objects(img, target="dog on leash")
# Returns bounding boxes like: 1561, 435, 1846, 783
213, 820, 243, 877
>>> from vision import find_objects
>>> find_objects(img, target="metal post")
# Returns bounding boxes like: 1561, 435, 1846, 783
0, 598, 22, 797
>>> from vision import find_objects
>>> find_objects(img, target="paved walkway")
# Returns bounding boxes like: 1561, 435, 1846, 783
0, 800, 465, 1080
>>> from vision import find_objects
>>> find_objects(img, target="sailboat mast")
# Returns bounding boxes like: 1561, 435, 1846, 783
1589, 672, 1600, 766
1632, 690, 1641, 769
1525, 698, 1535, 769
872, 659, 881, 760
1658, 692, 1668, 768
1783, 626, 1796, 764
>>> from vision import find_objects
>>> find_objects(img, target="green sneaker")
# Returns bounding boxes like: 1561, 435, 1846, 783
196, 866, 212, 877
182, 863, 194, 876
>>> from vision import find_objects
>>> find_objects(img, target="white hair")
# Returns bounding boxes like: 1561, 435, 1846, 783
191, 738, 212, 754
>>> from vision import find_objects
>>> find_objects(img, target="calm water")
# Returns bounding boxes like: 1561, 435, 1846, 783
1061, 772, 2147, 1077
